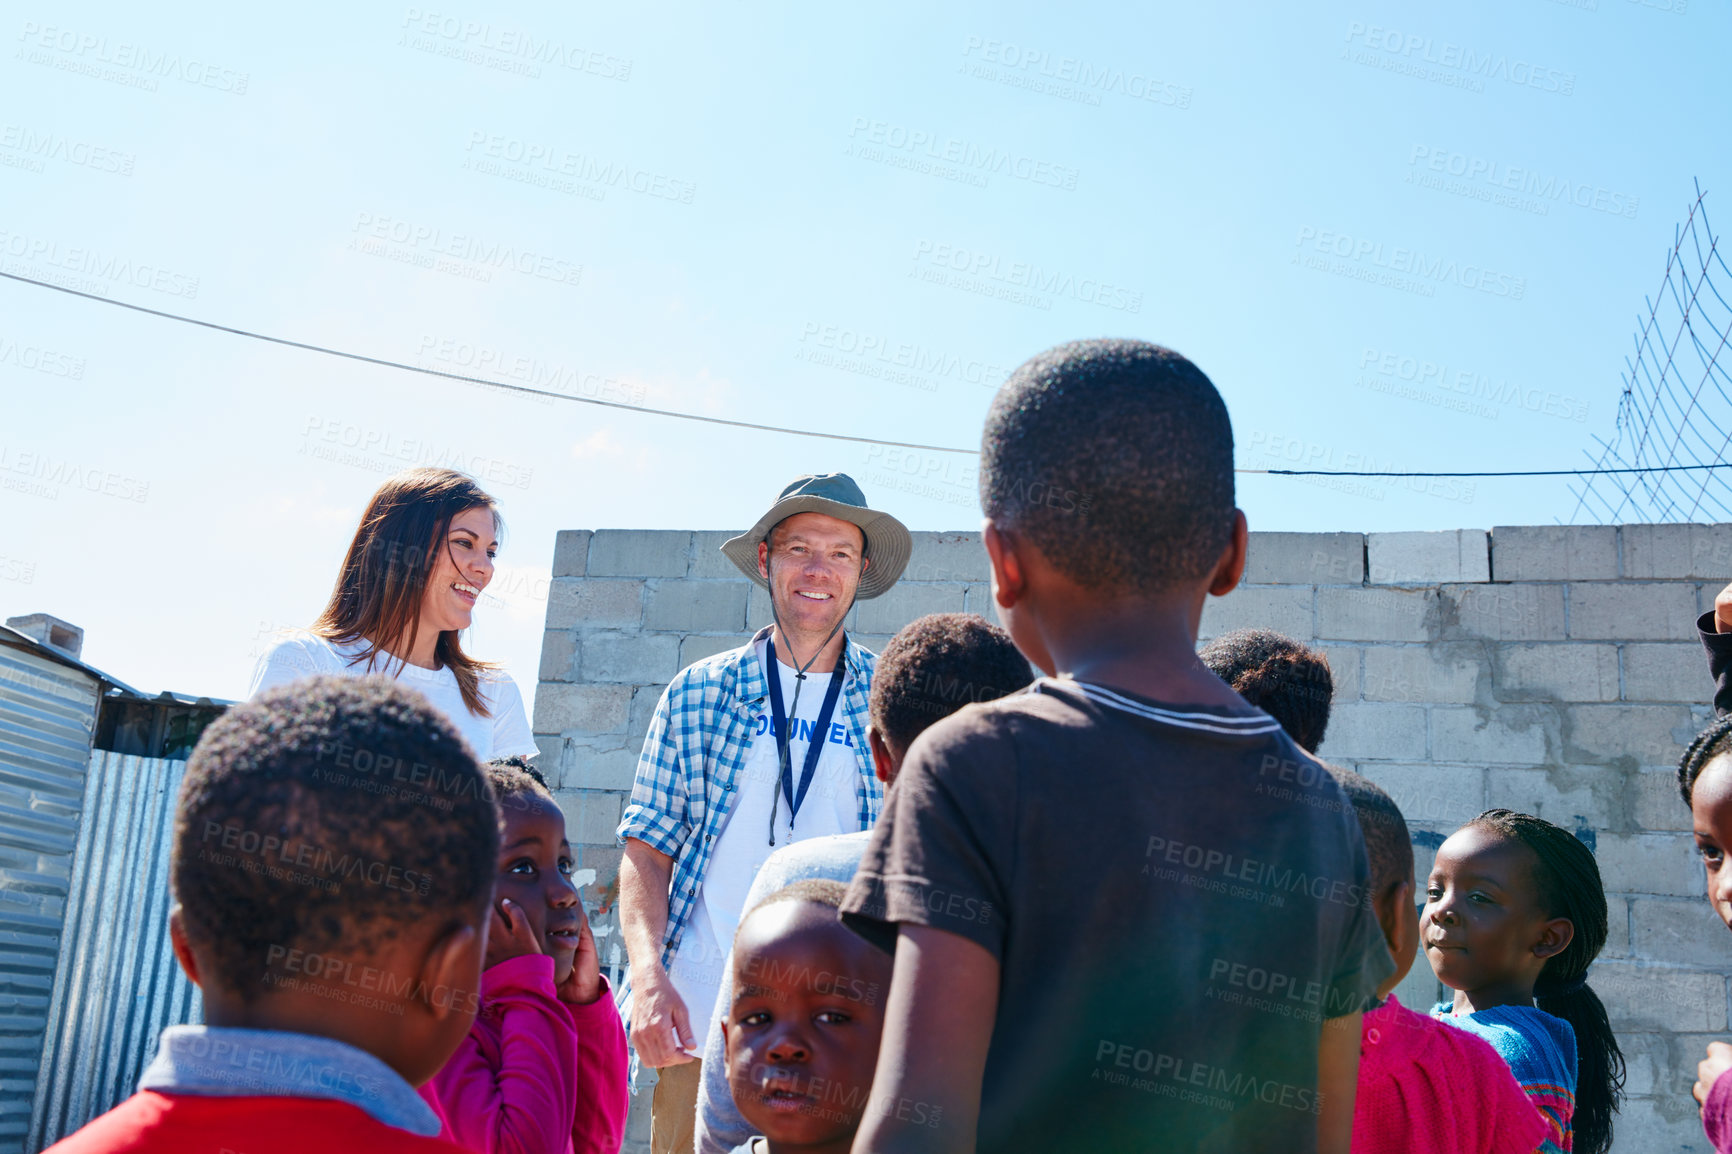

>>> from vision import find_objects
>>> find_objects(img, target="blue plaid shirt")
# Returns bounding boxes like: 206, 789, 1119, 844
614, 626, 881, 1027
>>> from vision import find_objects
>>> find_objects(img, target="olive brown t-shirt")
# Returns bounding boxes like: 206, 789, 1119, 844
839, 676, 1394, 1154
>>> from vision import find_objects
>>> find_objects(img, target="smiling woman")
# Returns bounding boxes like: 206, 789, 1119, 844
248, 466, 537, 764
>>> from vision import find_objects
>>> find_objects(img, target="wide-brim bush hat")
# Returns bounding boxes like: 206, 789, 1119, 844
721, 473, 911, 600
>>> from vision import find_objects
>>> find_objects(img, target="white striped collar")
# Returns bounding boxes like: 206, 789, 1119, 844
1034, 677, 1285, 737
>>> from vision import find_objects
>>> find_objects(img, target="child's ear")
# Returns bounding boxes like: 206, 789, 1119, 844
1206, 510, 1250, 597
982, 519, 1024, 609
1532, 915, 1576, 961
168, 906, 203, 989
867, 726, 895, 784
417, 919, 484, 1023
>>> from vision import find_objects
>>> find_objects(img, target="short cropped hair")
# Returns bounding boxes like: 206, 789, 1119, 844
736, 879, 850, 947
981, 339, 1236, 597
1326, 767, 1412, 896
173, 675, 499, 1002
869, 613, 1034, 751
1199, 629, 1334, 752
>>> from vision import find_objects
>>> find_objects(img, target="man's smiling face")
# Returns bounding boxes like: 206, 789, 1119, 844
758, 512, 868, 643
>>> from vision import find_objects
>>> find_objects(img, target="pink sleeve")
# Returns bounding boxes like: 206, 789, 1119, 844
562, 976, 631, 1154
1706, 1066, 1732, 1152
423, 954, 580, 1154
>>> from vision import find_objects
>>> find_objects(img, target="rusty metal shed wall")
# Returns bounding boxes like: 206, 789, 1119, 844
25, 752, 200, 1152
0, 640, 99, 1154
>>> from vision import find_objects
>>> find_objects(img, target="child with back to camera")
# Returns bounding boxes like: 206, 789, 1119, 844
417, 757, 628, 1154
721, 880, 894, 1154
46, 676, 497, 1154
1327, 768, 1547, 1153
1198, 628, 1334, 753
1425, 809, 1625, 1154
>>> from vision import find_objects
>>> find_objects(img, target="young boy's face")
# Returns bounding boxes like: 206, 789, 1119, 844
495, 792, 583, 983
1421, 825, 1558, 994
725, 901, 892, 1149
1692, 753, 1732, 931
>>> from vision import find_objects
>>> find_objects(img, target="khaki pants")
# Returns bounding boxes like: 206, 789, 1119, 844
651, 1058, 702, 1154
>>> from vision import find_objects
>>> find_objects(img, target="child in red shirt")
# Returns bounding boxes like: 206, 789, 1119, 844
418, 759, 628, 1154
46, 676, 501, 1154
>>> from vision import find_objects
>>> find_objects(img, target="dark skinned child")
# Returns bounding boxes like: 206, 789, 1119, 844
1424, 810, 1624, 1154
723, 881, 893, 1154
1677, 720, 1732, 1150
417, 758, 628, 1154
46, 677, 494, 1154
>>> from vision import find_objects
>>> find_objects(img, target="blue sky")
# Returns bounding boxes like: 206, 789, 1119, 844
1, 0, 1724, 705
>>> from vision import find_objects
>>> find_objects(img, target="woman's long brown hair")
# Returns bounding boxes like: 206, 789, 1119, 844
312, 468, 500, 718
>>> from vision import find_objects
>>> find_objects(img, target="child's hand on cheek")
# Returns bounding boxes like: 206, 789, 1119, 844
484, 898, 544, 971
556, 903, 603, 1006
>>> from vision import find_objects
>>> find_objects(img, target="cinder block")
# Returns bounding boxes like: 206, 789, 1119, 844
1489, 525, 1618, 581
1595, 832, 1702, 897
538, 629, 578, 682
579, 632, 682, 684
1623, 643, 1706, 702
689, 530, 744, 578
1317, 587, 1437, 642
1361, 645, 1481, 703
1494, 643, 1619, 702
1445, 583, 1566, 641
1634, 767, 1692, 832
588, 530, 692, 577
554, 788, 625, 847
1622, 523, 1732, 580
679, 633, 752, 668
1631, 898, 1724, 967
853, 582, 968, 635
1606, 1093, 1712, 1152
533, 683, 634, 736
1355, 762, 1486, 828
545, 578, 644, 630
1242, 532, 1365, 585
1605, 894, 1632, 959
552, 530, 593, 577
1197, 586, 1315, 642
904, 531, 989, 584
534, 734, 562, 766
1591, 961, 1727, 1032
1568, 582, 1698, 641
1430, 705, 1551, 765
1314, 703, 1427, 761
1368, 530, 1490, 584
1319, 646, 1361, 703
963, 583, 995, 617
561, 740, 642, 792
1486, 766, 1617, 830
644, 581, 749, 632
629, 685, 664, 742
1565, 704, 1697, 765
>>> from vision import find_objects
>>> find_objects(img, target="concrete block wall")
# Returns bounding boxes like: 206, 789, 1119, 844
536, 524, 1732, 1154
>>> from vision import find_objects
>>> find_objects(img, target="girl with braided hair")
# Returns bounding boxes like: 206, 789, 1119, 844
1678, 717, 1732, 1150
1424, 809, 1625, 1154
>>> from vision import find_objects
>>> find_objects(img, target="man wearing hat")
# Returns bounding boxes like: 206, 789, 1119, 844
615, 473, 911, 1153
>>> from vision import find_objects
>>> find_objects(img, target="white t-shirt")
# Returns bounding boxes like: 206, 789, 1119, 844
666, 641, 864, 1026
249, 632, 538, 764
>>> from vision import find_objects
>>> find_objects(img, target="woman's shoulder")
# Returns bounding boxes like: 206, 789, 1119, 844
250, 631, 361, 695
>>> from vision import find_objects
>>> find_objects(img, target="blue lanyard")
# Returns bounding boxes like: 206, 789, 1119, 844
764, 635, 846, 829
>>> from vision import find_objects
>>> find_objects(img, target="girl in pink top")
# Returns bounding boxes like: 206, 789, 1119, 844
1329, 768, 1549, 1153
420, 759, 629, 1154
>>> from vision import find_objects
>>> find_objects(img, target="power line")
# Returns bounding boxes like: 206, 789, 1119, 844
7, 267, 1732, 483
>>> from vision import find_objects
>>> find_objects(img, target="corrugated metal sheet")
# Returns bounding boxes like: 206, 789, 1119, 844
26, 753, 200, 1151
0, 642, 99, 1154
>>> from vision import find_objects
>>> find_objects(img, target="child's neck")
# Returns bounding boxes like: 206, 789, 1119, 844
1042, 600, 1244, 708
1452, 980, 1538, 1015
762, 1132, 856, 1154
